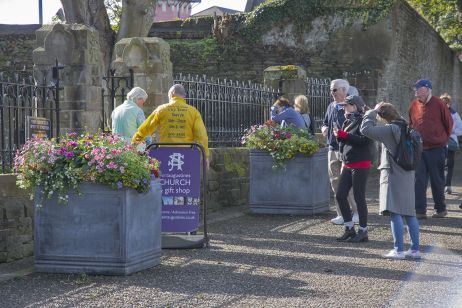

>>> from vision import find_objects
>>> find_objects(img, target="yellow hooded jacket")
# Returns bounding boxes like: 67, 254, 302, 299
132, 97, 209, 157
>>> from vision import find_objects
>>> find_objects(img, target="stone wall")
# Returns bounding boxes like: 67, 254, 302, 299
0, 24, 39, 72
207, 148, 249, 210
0, 147, 250, 263
0, 175, 34, 263
160, 1, 462, 112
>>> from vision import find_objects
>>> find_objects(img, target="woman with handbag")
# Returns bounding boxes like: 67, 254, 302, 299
441, 93, 462, 194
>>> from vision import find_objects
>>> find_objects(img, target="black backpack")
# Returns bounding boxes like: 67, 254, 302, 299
389, 119, 423, 171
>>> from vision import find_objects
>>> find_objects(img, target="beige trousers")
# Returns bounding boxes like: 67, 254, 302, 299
328, 150, 358, 216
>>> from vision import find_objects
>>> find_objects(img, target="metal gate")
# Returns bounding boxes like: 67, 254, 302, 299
101, 69, 134, 131
0, 63, 61, 173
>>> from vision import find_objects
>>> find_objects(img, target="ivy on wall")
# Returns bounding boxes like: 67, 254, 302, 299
168, 0, 398, 77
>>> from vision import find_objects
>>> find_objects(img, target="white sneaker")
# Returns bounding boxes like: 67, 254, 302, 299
383, 249, 405, 260
330, 216, 344, 225
352, 213, 359, 224
404, 249, 421, 259
445, 186, 453, 194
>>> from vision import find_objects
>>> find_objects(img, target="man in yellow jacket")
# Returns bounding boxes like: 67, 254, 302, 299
132, 84, 209, 165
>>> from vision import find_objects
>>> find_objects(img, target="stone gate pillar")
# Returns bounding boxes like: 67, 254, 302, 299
33, 24, 105, 134
263, 65, 307, 101
112, 37, 173, 113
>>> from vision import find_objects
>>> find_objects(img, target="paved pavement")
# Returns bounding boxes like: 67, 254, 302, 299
1, 161, 462, 307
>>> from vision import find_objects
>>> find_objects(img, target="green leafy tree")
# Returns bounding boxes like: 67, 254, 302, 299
406, 0, 462, 50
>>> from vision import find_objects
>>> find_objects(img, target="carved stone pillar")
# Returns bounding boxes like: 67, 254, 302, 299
112, 37, 173, 114
33, 24, 105, 134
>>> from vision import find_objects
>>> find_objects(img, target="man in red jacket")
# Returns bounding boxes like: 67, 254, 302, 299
409, 79, 453, 219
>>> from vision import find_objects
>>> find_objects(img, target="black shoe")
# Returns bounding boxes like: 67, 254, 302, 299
349, 229, 369, 242
459, 203, 462, 210
336, 226, 356, 241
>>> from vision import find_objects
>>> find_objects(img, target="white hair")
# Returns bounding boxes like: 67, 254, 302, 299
331, 79, 350, 93
169, 84, 186, 98
127, 87, 148, 101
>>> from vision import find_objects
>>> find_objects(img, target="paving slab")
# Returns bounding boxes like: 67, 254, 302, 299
0, 161, 461, 307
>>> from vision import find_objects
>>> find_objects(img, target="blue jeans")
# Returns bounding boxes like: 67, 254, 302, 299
415, 146, 447, 214
390, 212, 420, 252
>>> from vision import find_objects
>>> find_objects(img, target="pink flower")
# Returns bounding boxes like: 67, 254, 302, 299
107, 162, 118, 169
67, 141, 78, 147
68, 132, 77, 138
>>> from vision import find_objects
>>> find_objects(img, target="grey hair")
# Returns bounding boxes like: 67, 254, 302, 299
126, 87, 148, 101
347, 85, 359, 96
331, 79, 350, 93
169, 84, 186, 98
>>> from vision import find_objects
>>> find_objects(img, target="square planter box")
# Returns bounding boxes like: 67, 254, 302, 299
249, 147, 329, 215
34, 179, 162, 275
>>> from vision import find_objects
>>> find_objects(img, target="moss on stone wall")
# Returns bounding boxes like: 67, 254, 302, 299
223, 149, 247, 178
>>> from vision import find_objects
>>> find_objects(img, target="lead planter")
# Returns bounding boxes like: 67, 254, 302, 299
34, 179, 162, 275
249, 147, 329, 214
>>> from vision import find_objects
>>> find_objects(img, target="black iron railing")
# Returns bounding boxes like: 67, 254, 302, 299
0, 62, 61, 173
174, 74, 280, 147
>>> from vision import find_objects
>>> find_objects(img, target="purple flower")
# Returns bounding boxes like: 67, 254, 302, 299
117, 181, 123, 189
65, 152, 74, 158
67, 141, 78, 147
68, 132, 77, 138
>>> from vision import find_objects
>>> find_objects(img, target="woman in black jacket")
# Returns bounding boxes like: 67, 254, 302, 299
334, 95, 373, 243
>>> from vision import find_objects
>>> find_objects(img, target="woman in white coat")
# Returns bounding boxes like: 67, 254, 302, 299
360, 103, 421, 259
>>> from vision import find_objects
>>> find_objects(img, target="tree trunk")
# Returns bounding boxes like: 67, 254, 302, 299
60, 0, 115, 74
117, 0, 157, 42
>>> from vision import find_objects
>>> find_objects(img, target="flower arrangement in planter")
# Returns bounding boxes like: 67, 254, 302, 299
14, 132, 160, 205
241, 120, 320, 168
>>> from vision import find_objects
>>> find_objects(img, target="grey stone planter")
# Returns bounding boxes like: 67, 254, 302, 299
34, 179, 162, 275
249, 148, 329, 215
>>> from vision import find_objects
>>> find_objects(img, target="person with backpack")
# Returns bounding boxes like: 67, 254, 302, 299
361, 102, 421, 259
334, 95, 373, 243
409, 79, 453, 219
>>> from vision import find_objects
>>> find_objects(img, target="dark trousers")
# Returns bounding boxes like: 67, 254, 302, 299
336, 167, 369, 228
415, 146, 447, 214
445, 150, 455, 187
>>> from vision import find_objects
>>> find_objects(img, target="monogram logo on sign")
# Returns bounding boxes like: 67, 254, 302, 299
168, 152, 185, 171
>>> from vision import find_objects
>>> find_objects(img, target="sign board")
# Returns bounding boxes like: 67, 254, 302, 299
149, 147, 201, 232
25, 116, 50, 139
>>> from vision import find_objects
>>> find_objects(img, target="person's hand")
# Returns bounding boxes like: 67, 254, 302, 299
333, 126, 339, 137
321, 125, 328, 137
374, 102, 384, 110
336, 130, 348, 139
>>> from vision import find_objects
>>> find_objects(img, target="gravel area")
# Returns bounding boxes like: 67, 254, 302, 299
1, 170, 462, 307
